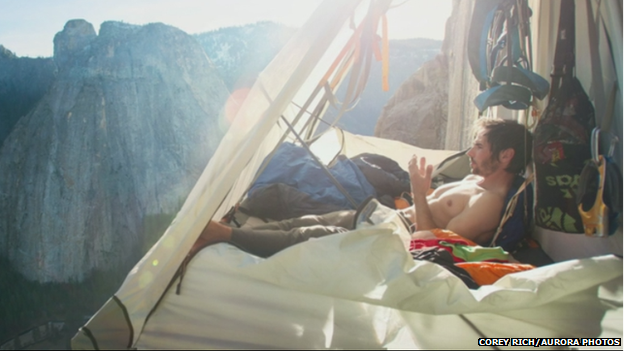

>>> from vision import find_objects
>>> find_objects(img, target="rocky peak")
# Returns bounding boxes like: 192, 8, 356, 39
53, 19, 96, 69
374, 0, 478, 150
0, 45, 17, 59
98, 21, 140, 38
1, 20, 227, 282
375, 54, 449, 149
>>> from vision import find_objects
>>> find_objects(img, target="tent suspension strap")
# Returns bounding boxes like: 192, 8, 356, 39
280, 115, 359, 209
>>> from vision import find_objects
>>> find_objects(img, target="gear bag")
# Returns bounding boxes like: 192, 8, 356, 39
533, 1, 596, 233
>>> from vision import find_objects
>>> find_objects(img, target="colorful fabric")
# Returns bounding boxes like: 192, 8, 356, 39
409, 229, 510, 263
438, 241, 509, 262
456, 262, 535, 285
430, 228, 478, 246
409, 238, 473, 252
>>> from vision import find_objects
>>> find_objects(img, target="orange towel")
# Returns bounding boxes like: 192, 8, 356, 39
456, 262, 535, 285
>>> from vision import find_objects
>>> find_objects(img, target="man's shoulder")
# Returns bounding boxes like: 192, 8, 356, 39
465, 182, 506, 208
462, 174, 482, 182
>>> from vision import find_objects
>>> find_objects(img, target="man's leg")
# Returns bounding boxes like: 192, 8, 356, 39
230, 224, 349, 257
248, 210, 356, 231
193, 210, 356, 257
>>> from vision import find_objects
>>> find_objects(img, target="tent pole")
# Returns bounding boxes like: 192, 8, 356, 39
280, 115, 360, 209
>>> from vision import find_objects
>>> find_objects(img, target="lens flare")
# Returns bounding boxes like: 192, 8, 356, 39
224, 88, 251, 124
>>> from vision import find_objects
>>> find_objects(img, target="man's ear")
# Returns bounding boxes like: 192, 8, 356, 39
499, 148, 515, 165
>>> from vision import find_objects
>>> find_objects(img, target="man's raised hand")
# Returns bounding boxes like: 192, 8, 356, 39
408, 155, 433, 197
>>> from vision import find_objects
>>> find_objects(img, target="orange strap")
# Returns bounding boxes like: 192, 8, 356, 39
381, 14, 389, 91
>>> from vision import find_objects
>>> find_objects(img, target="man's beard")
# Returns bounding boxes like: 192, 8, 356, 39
470, 157, 500, 176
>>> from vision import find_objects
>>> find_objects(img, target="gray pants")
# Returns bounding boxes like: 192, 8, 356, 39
230, 210, 356, 257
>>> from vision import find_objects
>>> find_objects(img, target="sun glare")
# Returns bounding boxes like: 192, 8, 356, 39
386, 0, 451, 40
224, 88, 251, 125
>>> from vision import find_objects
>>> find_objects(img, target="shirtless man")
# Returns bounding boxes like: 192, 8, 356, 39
192, 119, 532, 257
406, 118, 531, 244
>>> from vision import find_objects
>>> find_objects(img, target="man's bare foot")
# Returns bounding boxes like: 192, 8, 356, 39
189, 220, 233, 255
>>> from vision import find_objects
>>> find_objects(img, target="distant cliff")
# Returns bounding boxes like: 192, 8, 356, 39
0, 20, 228, 282
375, 0, 479, 149
375, 53, 448, 149
0, 46, 56, 145
324, 38, 441, 136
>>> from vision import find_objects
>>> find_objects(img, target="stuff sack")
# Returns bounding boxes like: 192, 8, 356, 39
532, 1, 596, 234
533, 77, 595, 233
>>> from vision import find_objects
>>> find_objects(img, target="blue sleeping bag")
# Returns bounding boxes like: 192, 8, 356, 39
249, 143, 376, 210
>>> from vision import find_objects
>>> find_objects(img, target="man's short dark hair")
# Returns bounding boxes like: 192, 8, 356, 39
473, 119, 533, 174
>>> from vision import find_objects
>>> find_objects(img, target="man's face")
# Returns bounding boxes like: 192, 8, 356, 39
466, 128, 499, 176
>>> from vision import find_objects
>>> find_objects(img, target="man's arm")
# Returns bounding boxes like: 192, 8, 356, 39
408, 155, 437, 230
445, 192, 504, 245
412, 189, 438, 230
410, 230, 436, 240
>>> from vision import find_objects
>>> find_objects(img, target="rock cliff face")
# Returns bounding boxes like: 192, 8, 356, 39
324, 38, 441, 136
375, 0, 478, 150
374, 54, 448, 149
0, 20, 227, 282
0, 46, 57, 145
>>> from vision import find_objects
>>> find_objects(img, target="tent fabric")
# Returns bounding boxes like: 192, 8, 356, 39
135, 225, 622, 349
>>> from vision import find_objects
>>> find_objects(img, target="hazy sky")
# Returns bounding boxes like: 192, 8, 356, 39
0, 0, 452, 58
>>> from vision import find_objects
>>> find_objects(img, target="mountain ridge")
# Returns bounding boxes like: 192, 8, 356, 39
0, 19, 227, 282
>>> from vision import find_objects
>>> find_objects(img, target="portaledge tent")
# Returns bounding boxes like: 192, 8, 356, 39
72, 0, 623, 349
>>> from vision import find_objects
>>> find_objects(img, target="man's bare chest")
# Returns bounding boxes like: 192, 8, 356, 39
428, 183, 485, 225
